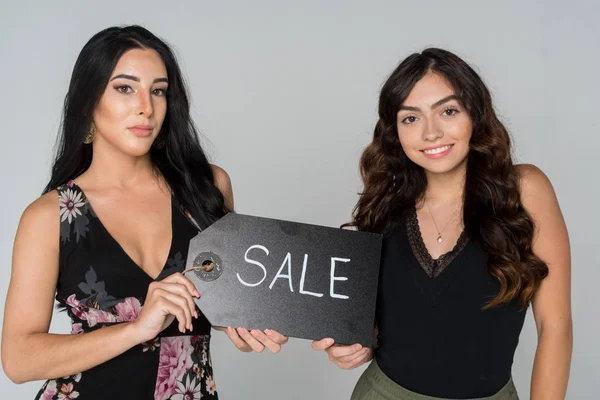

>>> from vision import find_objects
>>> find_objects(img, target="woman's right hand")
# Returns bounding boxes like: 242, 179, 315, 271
312, 338, 374, 370
131, 272, 200, 343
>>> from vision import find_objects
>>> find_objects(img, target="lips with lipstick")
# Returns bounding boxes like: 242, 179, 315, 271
421, 144, 454, 159
128, 124, 154, 137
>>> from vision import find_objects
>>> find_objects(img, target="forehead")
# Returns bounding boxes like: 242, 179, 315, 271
111, 48, 167, 78
403, 72, 455, 105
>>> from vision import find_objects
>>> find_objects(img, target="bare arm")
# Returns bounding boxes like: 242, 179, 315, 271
518, 164, 572, 400
211, 164, 234, 211
1, 192, 199, 383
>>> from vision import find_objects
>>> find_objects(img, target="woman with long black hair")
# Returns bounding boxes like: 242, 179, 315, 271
1, 25, 287, 399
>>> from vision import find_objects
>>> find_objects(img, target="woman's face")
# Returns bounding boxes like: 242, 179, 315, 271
92, 48, 168, 157
396, 72, 472, 175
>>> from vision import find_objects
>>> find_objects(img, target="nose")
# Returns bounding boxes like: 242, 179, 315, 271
422, 116, 443, 142
137, 91, 154, 117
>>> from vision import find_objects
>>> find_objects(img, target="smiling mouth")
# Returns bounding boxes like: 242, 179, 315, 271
421, 144, 453, 155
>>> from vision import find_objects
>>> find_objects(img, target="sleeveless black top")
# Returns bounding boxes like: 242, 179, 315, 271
375, 208, 527, 398
35, 181, 218, 400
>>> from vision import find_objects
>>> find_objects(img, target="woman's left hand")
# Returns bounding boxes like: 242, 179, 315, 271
216, 326, 288, 353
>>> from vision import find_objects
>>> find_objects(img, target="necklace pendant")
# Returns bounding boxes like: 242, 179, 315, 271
437, 235, 443, 244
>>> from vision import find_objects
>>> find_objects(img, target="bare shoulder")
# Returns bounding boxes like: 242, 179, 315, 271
19, 190, 60, 236
515, 164, 567, 246
210, 164, 232, 190
516, 163, 557, 208
210, 164, 234, 210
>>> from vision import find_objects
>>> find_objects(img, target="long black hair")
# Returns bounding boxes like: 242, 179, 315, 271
44, 25, 226, 227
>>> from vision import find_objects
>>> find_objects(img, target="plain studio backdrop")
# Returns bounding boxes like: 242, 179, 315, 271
0, 1, 598, 399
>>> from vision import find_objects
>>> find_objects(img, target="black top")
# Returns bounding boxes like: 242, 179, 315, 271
35, 181, 218, 400
375, 208, 527, 398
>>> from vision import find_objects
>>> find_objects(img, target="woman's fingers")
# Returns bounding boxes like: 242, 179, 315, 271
154, 282, 198, 319
332, 346, 370, 364
152, 288, 193, 331
312, 338, 335, 350
223, 327, 252, 352
337, 348, 372, 370
264, 329, 288, 345
250, 330, 282, 353
221, 326, 289, 354
162, 272, 200, 298
153, 295, 189, 333
327, 343, 363, 360
236, 328, 265, 353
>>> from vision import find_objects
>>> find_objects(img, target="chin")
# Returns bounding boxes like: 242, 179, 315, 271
422, 164, 460, 175
408, 152, 469, 175
121, 143, 153, 157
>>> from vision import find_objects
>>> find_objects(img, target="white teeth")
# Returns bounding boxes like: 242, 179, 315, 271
423, 145, 451, 155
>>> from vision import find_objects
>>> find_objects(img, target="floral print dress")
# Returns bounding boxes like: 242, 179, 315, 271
35, 181, 218, 400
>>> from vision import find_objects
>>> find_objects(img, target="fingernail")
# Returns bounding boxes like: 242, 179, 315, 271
194, 290, 200, 298
195, 311, 199, 318
326, 338, 334, 346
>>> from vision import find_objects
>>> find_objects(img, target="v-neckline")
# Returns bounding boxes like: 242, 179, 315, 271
70, 180, 175, 281
406, 206, 469, 279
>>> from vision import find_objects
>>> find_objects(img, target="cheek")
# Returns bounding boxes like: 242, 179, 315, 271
154, 99, 168, 123
397, 129, 420, 153
446, 117, 473, 142
95, 92, 130, 127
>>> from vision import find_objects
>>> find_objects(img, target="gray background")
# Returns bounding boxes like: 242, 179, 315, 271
0, 1, 597, 398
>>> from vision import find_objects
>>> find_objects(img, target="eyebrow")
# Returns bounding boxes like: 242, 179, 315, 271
399, 95, 459, 112
110, 74, 168, 84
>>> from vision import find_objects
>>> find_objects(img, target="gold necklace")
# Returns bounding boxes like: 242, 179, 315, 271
426, 201, 461, 244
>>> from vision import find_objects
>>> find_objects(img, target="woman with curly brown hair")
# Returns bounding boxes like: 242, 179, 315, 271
313, 48, 572, 400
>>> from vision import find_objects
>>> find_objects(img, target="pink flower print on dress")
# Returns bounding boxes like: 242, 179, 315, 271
154, 336, 194, 400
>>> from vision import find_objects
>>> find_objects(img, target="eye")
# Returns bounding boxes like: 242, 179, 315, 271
152, 88, 167, 96
114, 85, 133, 94
401, 115, 418, 125
442, 107, 459, 116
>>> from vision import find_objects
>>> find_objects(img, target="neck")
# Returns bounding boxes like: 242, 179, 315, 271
422, 161, 467, 206
84, 142, 157, 189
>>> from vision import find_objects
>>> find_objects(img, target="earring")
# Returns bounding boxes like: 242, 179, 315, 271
153, 134, 165, 149
84, 124, 95, 144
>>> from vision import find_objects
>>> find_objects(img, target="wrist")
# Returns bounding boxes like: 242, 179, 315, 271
121, 321, 145, 346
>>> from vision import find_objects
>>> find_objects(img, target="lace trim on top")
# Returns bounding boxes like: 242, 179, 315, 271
406, 207, 469, 278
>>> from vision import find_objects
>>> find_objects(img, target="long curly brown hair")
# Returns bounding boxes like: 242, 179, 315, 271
349, 48, 548, 309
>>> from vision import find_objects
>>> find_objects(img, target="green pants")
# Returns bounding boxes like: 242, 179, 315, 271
351, 361, 519, 400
